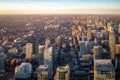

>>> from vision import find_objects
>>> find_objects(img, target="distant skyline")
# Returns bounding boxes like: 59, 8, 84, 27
0, 0, 120, 14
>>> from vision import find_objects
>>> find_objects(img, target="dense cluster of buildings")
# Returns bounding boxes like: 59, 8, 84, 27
0, 15, 120, 80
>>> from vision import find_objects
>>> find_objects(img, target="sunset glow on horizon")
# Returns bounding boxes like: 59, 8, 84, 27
0, 0, 120, 14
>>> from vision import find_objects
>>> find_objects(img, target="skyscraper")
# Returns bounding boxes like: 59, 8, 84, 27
26, 43, 33, 59
44, 47, 53, 79
54, 65, 70, 80
37, 45, 45, 65
109, 27, 116, 60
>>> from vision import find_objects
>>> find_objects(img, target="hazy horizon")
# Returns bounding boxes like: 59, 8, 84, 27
0, 0, 120, 14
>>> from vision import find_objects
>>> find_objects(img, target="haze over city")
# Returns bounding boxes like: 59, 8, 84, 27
0, 0, 120, 80
0, 0, 120, 14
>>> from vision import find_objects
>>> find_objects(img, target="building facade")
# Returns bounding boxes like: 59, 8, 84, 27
44, 47, 53, 79
26, 43, 33, 59
37, 65, 48, 80
94, 60, 115, 80
54, 65, 70, 80
109, 27, 116, 60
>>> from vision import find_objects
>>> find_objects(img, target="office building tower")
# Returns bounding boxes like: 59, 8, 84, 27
79, 41, 86, 56
37, 65, 48, 80
44, 47, 53, 79
0, 52, 5, 72
94, 60, 115, 80
36, 45, 45, 65
109, 27, 116, 60
93, 46, 103, 59
26, 43, 33, 59
116, 44, 120, 54
54, 65, 70, 80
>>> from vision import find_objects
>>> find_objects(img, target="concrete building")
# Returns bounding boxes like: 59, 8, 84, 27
26, 43, 33, 59
93, 46, 103, 59
37, 65, 48, 80
44, 47, 53, 79
94, 60, 115, 80
54, 65, 70, 80
109, 27, 116, 60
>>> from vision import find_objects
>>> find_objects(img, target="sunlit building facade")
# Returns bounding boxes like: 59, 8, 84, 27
26, 43, 33, 59
94, 60, 115, 80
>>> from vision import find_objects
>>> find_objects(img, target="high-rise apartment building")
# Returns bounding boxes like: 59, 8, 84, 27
44, 47, 53, 79
35, 45, 45, 65
109, 27, 116, 60
26, 43, 33, 59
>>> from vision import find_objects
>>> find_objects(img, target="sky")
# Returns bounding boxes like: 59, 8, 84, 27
0, 0, 120, 14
